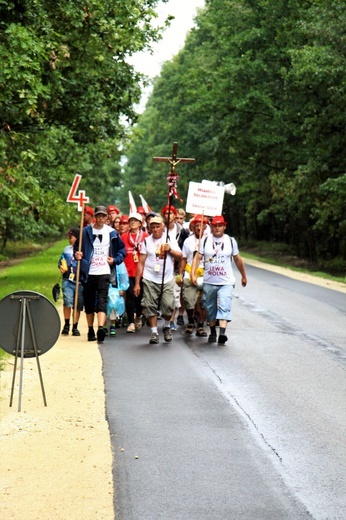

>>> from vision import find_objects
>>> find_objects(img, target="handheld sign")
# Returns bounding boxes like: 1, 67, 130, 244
186, 181, 224, 216
67, 174, 89, 211
66, 174, 89, 320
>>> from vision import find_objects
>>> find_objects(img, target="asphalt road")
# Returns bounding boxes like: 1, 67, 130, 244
101, 265, 346, 520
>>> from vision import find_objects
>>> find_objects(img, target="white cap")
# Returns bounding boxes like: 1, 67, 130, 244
128, 212, 143, 222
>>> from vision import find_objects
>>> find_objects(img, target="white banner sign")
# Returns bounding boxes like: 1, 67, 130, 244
185, 181, 224, 216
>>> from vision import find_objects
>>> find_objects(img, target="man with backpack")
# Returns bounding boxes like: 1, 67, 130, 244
191, 215, 247, 345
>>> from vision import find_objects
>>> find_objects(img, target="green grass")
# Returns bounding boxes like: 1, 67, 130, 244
0, 239, 66, 366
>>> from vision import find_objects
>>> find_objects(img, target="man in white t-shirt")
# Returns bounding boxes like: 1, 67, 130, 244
178, 214, 209, 337
75, 205, 126, 343
134, 216, 182, 344
191, 215, 247, 345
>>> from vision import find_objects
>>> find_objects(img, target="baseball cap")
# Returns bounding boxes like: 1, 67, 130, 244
192, 214, 209, 224
150, 216, 164, 226
84, 206, 94, 216
161, 205, 177, 216
94, 205, 108, 215
145, 211, 157, 219
137, 206, 147, 215
67, 228, 80, 238
129, 212, 143, 222
210, 215, 227, 225
120, 215, 129, 223
107, 205, 120, 214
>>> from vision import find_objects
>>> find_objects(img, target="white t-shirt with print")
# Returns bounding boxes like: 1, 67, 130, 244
199, 234, 239, 285
89, 224, 112, 275
141, 234, 181, 284
182, 234, 204, 280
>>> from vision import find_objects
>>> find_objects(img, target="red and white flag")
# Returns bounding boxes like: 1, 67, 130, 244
129, 191, 137, 214
139, 194, 152, 213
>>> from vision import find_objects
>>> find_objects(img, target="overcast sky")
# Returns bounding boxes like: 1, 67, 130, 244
129, 0, 205, 111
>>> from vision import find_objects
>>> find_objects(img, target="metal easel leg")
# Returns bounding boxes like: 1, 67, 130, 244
9, 299, 24, 408
27, 299, 47, 407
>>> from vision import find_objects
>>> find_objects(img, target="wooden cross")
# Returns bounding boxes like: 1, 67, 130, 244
153, 142, 195, 172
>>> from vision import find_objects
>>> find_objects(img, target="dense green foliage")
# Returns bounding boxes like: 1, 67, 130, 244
0, 0, 168, 247
121, 0, 346, 266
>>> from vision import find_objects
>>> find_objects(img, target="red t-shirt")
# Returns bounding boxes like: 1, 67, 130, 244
121, 230, 149, 277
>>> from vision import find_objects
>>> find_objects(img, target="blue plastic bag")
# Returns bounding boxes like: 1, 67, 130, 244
116, 261, 129, 291
107, 285, 125, 317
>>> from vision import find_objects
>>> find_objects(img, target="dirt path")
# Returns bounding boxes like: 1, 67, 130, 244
0, 306, 114, 520
0, 265, 344, 520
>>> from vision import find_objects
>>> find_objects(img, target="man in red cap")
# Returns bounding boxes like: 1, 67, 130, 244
161, 204, 189, 329
178, 214, 209, 336
83, 206, 94, 227
107, 205, 120, 229
119, 215, 129, 235
136, 206, 147, 230
191, 215, 247, 345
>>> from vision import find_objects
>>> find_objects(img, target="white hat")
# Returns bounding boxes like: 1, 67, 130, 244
128, 212, 143, 222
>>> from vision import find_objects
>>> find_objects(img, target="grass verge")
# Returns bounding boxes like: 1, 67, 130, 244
0, 239, 66, 367
242, 251, 346, 285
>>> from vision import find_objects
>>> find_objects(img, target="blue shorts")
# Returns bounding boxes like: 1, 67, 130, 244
62, 278, 84, 311
201, 283, 234, 322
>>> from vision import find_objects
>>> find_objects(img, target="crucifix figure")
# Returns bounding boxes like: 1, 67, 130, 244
153, 142, 195, 201
153, 141, 195, 171
153, 142, 195, 310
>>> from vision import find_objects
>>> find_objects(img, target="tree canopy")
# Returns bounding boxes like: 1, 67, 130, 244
121, 0, 346, 267
0, 0, 167, 246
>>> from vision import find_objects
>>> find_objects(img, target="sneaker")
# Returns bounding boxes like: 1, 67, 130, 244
103, 326, 109, 336
88, 329, 96, 342
196, 327, 207, 337
177, 315, 184, 326
149, 332, 159, 344
110, 326, 116, 337
127, 323, 135, 333
208, 333, 217, 343
218, 334, 228, 345
163, 326, 173, 342
170, 321, 177, 331
97, 327, 106, 343
61, 324, 69, 335
72, 328, 81, 337
135, 317, 142, 330
122, 315, 129, 327
115, 317, 122, 328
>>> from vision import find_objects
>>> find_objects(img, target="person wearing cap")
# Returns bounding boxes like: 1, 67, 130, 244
74, 205, 126, 343
161, 204, 190, 329
107, 205, 120, 228
191, 215, 247, 345
119, 215, 130, 235
178, 215, 209, 337
137, 206, 147, 231
83, 206, 95, 227
134, 216, 182, 344
121, 212, 149, 333
145, 211, 157, 232
58, 228, 84, 336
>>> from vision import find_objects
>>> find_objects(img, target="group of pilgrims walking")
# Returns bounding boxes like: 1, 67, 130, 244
58, 202, 247, 346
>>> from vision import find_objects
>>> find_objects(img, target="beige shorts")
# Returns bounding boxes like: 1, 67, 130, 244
142, 278, 175, 318
182, 277, 199, 310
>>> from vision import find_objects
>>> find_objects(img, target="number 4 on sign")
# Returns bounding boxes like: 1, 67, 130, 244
66, 174, 89, 211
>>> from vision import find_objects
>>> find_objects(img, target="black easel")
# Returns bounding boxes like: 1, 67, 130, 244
9, 294, 47, 412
